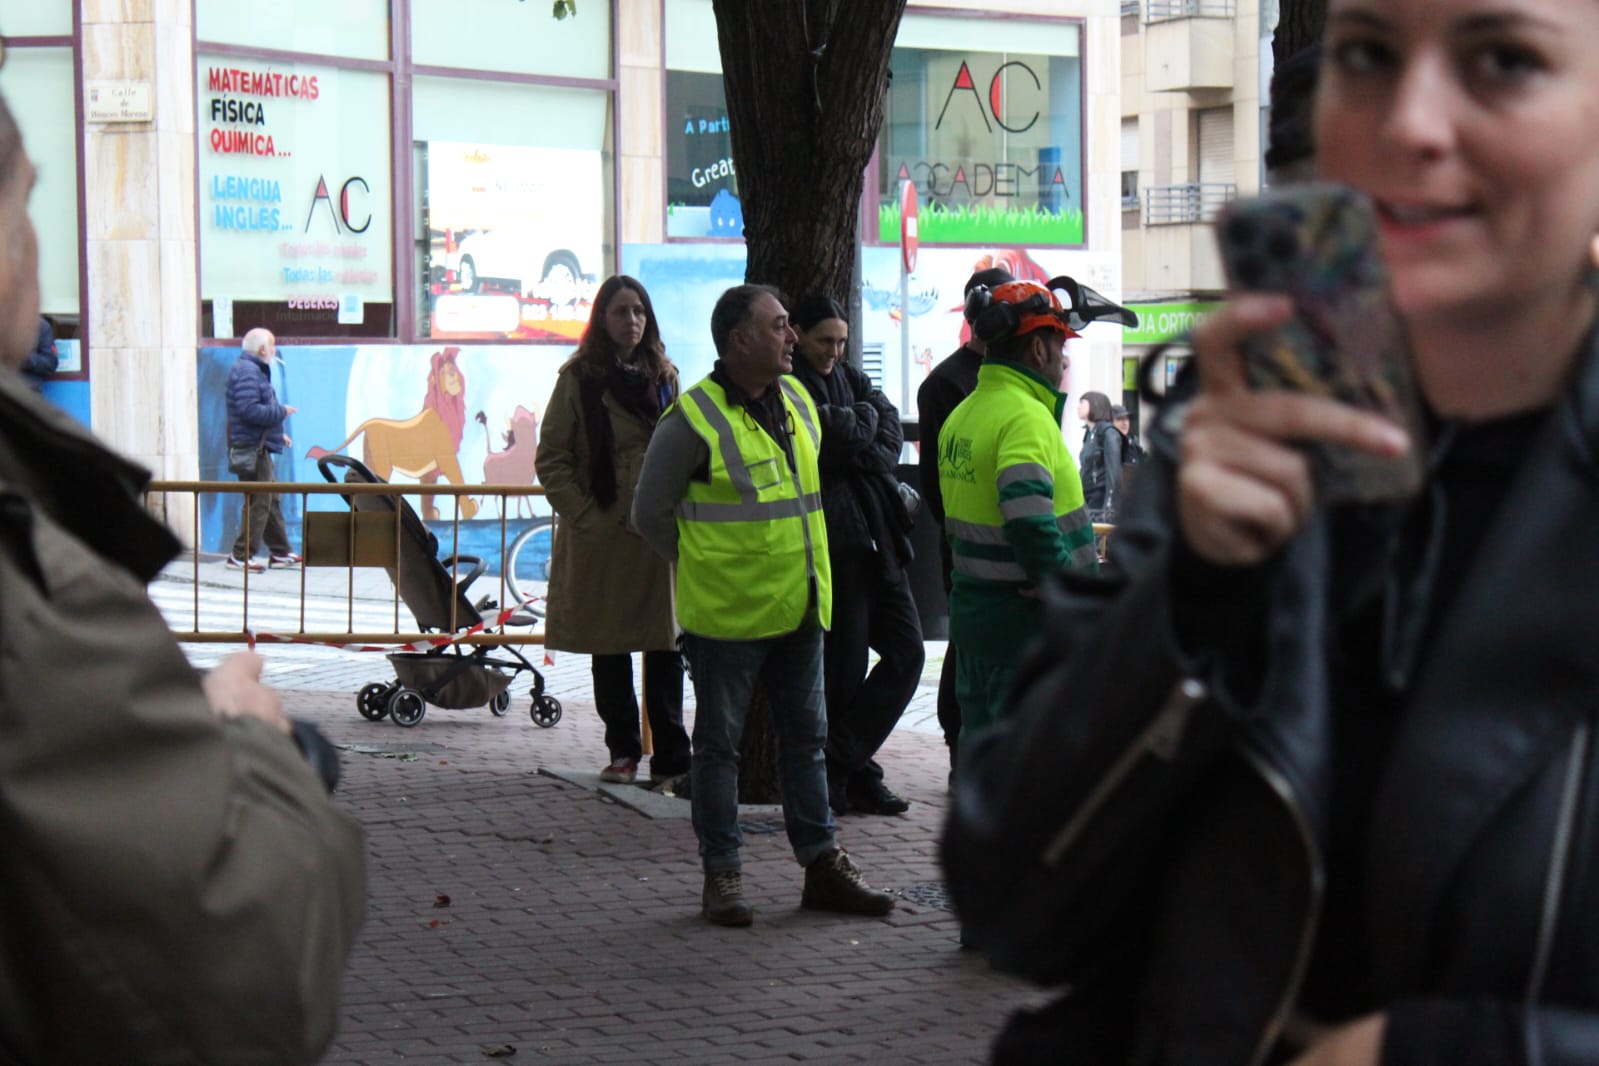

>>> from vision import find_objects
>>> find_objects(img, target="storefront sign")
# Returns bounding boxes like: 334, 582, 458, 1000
1123, 301, 1221, 345
665, 70, 743, 239
879, 45, 1083, 247
197, 58, 392, 335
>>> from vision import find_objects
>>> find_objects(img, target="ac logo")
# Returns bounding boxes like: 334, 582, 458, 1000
936, 60, 1042, 135
303, 175, 372, 235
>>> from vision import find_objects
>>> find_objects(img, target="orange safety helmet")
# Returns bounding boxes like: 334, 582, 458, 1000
964, 275, 1139, 345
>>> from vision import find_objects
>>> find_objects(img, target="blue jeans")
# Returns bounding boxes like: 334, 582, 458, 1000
682, 621, 837, 874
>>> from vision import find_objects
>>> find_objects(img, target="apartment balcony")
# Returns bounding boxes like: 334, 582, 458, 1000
1130, 182, 1233, 293
1144, 182, 1235, 225
1143, 0, 1236, 92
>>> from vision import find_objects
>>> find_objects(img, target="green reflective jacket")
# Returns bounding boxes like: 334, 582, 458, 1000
936, 360, 1097, 662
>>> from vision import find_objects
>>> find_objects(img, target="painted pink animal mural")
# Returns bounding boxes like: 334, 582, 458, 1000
476, 405, 540, 517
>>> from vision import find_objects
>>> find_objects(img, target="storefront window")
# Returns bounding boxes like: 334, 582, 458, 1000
0, 47, 78, 321
411, 0, 610, 80
0, 0, 69, 37
197, 57, 394, 338
878, 16, 1084, 246
414, 77, 612, 342
197, 1, 390, 62
664, 0, 737, 240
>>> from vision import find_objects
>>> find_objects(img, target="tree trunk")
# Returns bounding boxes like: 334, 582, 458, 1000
713, 0, 908, 306
1272, 0, 1327, 66
714, 0, 907, 805
736, 689, 783, 805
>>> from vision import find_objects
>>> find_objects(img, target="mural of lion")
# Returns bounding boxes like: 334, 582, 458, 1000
307, 347, 480, 521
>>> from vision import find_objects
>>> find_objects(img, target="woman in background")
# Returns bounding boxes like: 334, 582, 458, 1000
537, 276, 690, 786
1075, 389, 1122, 521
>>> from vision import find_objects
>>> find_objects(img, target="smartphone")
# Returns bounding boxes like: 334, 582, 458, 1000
1215, 183, 1426, 503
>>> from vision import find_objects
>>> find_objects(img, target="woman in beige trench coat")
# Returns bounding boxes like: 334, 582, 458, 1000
536, 276, 690, 785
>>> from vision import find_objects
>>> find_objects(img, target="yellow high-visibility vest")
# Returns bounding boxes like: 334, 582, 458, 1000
672, 376, 832, 639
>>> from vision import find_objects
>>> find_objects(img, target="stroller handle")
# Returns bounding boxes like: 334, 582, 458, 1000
441, 554, 487, 591
314, 451, 382, 484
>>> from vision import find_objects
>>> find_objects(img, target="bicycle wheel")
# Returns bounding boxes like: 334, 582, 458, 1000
503, 517, 554, 607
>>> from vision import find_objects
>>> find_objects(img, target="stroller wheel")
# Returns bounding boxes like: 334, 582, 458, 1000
530, 694, 562, 728
357, 682, 393, 721
489, 690, 512, 717
388, 687, 427, 727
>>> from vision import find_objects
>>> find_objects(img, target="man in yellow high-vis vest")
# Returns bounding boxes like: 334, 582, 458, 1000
634, 284, 894, 928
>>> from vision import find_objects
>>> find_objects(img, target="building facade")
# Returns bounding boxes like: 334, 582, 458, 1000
4, 0, 1125, 552
1117, 0, 1272, 427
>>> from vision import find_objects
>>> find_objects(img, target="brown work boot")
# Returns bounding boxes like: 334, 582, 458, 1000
801, 848, 895, 916
702, 869, 754, 927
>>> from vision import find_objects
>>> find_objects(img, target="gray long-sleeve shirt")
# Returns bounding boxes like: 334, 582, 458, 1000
631, 406, 708, 563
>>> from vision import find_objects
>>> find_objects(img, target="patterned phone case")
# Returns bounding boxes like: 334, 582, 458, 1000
1216, 183, 1427, 503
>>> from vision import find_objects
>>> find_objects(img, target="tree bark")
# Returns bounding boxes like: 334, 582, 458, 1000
713, 0, 908, 306
1272, 0, 1328, 66
712, 0, 907, 805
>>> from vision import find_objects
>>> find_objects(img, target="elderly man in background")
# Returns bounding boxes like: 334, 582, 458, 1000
226, 326, 299, 571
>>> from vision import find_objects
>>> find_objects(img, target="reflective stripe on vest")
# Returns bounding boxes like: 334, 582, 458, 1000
671, 377, 832, 639
938, 361, 1097, 584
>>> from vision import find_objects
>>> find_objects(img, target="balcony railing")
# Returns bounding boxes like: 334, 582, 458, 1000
1145, 0, 1236, 21
1120, 1, 1141, 16
1143, 182, 1236, 225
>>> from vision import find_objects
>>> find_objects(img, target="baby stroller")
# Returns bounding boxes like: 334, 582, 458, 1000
315, 454, 562, 729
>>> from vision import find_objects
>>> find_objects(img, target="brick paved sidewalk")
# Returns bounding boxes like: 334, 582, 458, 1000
268, 657, 1051, 1065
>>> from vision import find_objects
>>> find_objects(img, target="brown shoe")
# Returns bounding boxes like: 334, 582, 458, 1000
702, 870, 754, 927
801, 848, 894, 916
599, 756, 638, 784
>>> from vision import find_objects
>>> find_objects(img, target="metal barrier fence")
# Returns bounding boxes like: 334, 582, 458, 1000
146, 480, 550, 648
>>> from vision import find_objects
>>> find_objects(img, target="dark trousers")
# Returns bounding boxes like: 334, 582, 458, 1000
823, 548, 924, 790
591, 650, 691, 778
231, 448, 290, 560
937, 640, 961, 770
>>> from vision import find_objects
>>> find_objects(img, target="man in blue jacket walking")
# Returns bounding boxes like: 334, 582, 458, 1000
225, 328, 298, 571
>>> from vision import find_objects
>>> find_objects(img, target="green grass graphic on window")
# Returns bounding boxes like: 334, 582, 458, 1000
878, 202, 1084, 246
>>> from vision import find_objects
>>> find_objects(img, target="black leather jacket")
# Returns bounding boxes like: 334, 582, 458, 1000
1078, 419, 1123, 513
945, 325, 1599, 1065
790, 359, 913, 576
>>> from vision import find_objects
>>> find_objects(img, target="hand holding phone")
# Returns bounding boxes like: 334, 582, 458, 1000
1214, 184, 1426, 503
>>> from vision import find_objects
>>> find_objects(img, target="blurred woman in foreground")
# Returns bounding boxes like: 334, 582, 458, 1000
944, 0, 1599, 1061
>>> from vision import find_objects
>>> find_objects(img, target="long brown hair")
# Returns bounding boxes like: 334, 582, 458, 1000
569, 275, 671, 382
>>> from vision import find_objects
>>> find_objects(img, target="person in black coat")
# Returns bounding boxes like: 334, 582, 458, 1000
790, 295, 922, 816
915, 266, 1012, 773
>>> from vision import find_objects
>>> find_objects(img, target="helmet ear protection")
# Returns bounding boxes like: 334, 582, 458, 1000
968, 289, 1052, 343
966, 281, 1067, 344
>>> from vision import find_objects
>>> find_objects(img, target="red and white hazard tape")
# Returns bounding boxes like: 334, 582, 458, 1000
245, 597, 544, 653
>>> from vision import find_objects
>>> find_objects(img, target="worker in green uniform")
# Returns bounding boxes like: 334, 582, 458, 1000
936, 277, 1136, 738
